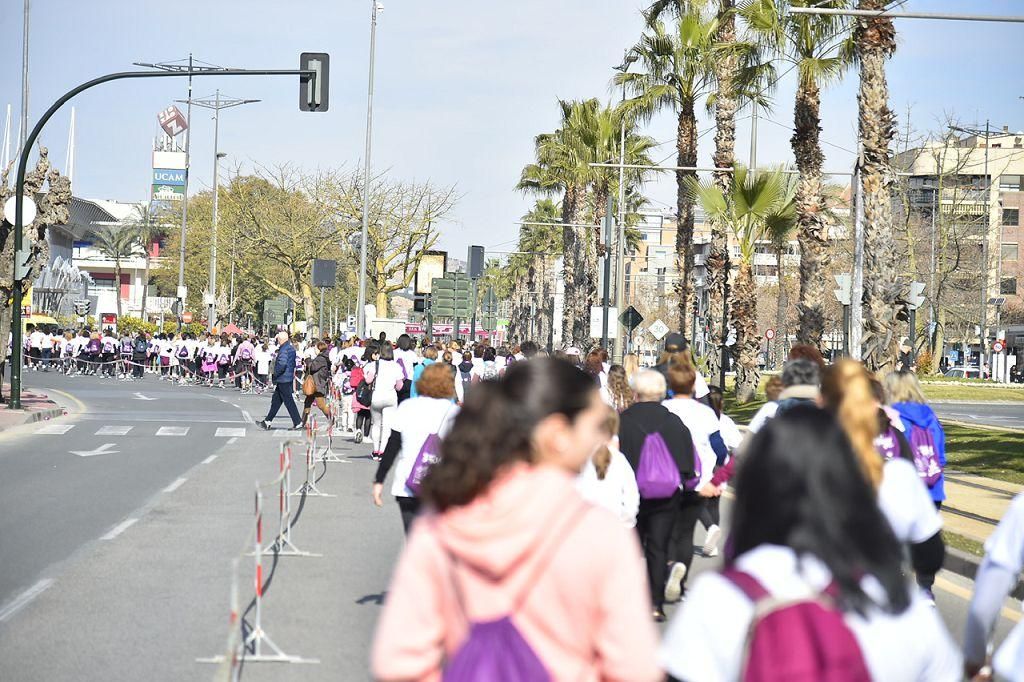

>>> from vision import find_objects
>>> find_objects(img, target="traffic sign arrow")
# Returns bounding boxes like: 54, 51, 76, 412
70, 443, 120, 458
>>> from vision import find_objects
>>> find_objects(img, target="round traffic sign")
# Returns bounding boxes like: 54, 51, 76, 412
993, 340, 1005, 353
182, 312, 194, 324
3, 195, 37, 226
765, 328, 776, 340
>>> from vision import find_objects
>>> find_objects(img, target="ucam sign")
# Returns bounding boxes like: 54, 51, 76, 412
153, 168, 186, 185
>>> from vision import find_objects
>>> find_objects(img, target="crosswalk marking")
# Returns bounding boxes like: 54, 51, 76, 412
36, 424, 74, 435
155, 426, 189, 436
215, 427, 246, 438
95, 425, 133, 436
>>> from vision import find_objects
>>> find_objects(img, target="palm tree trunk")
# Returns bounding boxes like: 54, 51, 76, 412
733, 262, 759, 402
707, 0, 738, 382
141, 250, 150, 321
114, 259, 123, 320
856, 0, 900, 373
674, 104, 698, 337
793, 78, 829, 348
775, 245, 788, 368
561, 186, 583, 348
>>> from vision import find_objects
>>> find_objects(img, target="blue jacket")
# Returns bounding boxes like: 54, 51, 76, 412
892, 401, 947, 502
410, 358, 434, 398
273, 342, 297, 384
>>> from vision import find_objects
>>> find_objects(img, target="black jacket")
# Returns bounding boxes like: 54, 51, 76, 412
306, 350, 332, 395
618, 401, 696, 480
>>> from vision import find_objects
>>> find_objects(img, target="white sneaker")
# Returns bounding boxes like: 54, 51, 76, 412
664, 562, 687, 603
702, 524, 722, 558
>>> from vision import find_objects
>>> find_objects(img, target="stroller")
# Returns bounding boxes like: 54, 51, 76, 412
348, 363, 372, 444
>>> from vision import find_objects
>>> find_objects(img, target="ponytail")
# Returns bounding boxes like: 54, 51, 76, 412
593, 408, 620, 480
821, 359, 884, 489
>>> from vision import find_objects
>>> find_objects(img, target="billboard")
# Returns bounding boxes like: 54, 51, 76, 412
157, 105, 188, 138
152, 151, 187, 205
414, 250, 447, 295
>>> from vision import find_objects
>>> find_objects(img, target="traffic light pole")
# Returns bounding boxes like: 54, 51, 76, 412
7, 65, 317, 409
469, 278, 478, 342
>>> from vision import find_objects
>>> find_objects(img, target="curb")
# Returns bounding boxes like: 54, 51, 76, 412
944, 547, 1024, 601
0, 405, 66, 432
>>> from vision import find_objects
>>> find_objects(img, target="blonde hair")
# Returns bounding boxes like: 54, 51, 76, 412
622, 353, 640, 381
594, 407, 620, 480
883, 371, 927, 405
821, 360, 883, 489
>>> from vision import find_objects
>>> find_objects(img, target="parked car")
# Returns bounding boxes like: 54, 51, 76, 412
944, 366, 987, 379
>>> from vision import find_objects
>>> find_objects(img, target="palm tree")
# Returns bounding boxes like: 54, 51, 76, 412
743, 0, 852, 349
518, 99, 656, 347
89, 224, 145, 320
123, 203, 167, 320
686, 166, 797, 402
855, 0, 900, 372
616, 11, 719, 337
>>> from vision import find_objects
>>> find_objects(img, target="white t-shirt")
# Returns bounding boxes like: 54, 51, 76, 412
393, 348, 418, 380
389, 397, 459, 498
254, 349, 272, 376
659, 544, 962, 682
693, 370, 711, 400
662, 397, 721, 490
40, 333, 54, 350
877, 458, 942, 545
979, 492, 1024, 679
28, 330, 44, 349
719, 413, 743, 452
366, 360, 405, 399
576, 444, 640, 528
747, 401, 779, 434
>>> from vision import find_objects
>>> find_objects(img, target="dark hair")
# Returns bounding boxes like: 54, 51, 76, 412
483, 346, 497, 362
520, 340, 539, 358
378, 341, 395, 361
583, 349, 604, 378
420, 358, 598, 511
361, 341, 380, 363
706, 385, 724, 418
397, 334, 412, 352
782, 358, 820, 388
729, 405, 910, 615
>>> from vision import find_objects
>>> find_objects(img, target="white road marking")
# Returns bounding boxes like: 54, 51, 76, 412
95, 425, 132, 436
133, 392, 156, 401
202, 454, 218, 464
163, 477, 187, 493
0, 579, 54, 623
156, 426, 189, 436
241, 411, 255, 424
70, 443, 120, 457
227, 437, 237, 445
215, 427, 246, 438
100, 518, 138, 540
35, 424, 74, 435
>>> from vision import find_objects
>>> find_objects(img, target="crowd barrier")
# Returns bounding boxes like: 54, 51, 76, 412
199, 386, 344, 679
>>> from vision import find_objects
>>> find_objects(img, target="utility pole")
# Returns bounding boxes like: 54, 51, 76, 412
20, 0, 29, 153
612, 52, 635, 362
356, 1, 382, 339
175, 91, 260, 332
749, 103, 758, 170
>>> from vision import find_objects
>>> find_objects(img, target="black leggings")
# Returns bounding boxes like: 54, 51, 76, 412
637, 495, 677, 610
667, 492, 705, 593
699, 496, 721, 530
397, 496, 421, 535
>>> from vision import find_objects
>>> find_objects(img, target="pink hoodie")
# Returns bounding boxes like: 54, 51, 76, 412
371, 463, 662, 682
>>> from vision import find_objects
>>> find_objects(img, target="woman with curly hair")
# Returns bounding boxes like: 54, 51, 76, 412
601, 364, 634, 412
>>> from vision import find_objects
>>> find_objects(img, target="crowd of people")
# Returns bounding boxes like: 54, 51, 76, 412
26, 320, 1024, 679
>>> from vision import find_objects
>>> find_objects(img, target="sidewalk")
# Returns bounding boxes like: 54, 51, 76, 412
0, 427, 402, 681
0, 382, 66, 430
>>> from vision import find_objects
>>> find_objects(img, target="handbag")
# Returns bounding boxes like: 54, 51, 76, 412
302, 372, 317, 396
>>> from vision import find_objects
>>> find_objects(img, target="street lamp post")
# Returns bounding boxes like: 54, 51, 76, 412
612, 52, 636, 363
176, 91, 259, 332
356, 1, 383, 339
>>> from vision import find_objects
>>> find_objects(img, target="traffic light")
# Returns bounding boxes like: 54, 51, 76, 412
907, 281, 926, 310
299, 52, 330, 112
73, 299, 91, 316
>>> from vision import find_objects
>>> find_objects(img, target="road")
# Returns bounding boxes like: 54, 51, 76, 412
0, 369, 255, 611
933, 401, 1024, 430
0, 373, 1019, 680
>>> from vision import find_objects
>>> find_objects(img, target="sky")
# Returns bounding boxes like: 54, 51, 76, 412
1, 0, 1023, 262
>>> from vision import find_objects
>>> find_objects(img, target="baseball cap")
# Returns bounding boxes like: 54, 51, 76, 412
664, 332, 687, 352
565, 346, 582, 356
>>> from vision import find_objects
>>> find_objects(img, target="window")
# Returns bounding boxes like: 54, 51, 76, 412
1003, 208, 1020, 225
1003, 244, 1019, 262
90, 277, 116, 292
1001, 175, 1022, 191
1001, 277, 1018, 295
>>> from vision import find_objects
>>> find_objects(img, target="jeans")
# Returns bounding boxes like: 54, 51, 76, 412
636, 494, 678, 610
40, 348, 51, 370
266, 381, 301, 426
132, 354, 146, 378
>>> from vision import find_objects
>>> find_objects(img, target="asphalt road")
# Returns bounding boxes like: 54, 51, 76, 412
0, 372, 1019, 680
933, 401, 1024, 430
0, 369, 256, 611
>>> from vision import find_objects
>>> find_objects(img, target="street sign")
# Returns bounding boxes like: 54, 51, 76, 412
649, 319, 669, 341
994, 340, 1005, 353
590, 306, 619, 340
3, 195, 36, 225
430, 273, 473, 318
182, 312, 194, 324
907, 281, 926, 310
765, 328, 776, 341
619, 305, 643, 332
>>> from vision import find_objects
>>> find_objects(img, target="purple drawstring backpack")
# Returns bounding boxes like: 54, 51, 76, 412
442, 502, 591, 682
906, 423, 943, 486
404, 404, 453, 495
634, 427, 683, 499
873, 427, 901, 461
721, 568, 871, 682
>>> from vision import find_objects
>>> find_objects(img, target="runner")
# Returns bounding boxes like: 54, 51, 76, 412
659, 405, 961, 681
601, 363, 634, 412
371, 358, 661, 682
409, 346, 437, 399
363, 341, 405, 461
393, 333, 418, 403
371, 362, 459, 533
698, 385, 742, 558
884, 370, 947, 511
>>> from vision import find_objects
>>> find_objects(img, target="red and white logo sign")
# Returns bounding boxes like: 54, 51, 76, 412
157, 105, 188, 138
182, 312, 194, 324
765, 328, 776, 341
993, 340, 1005, 353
